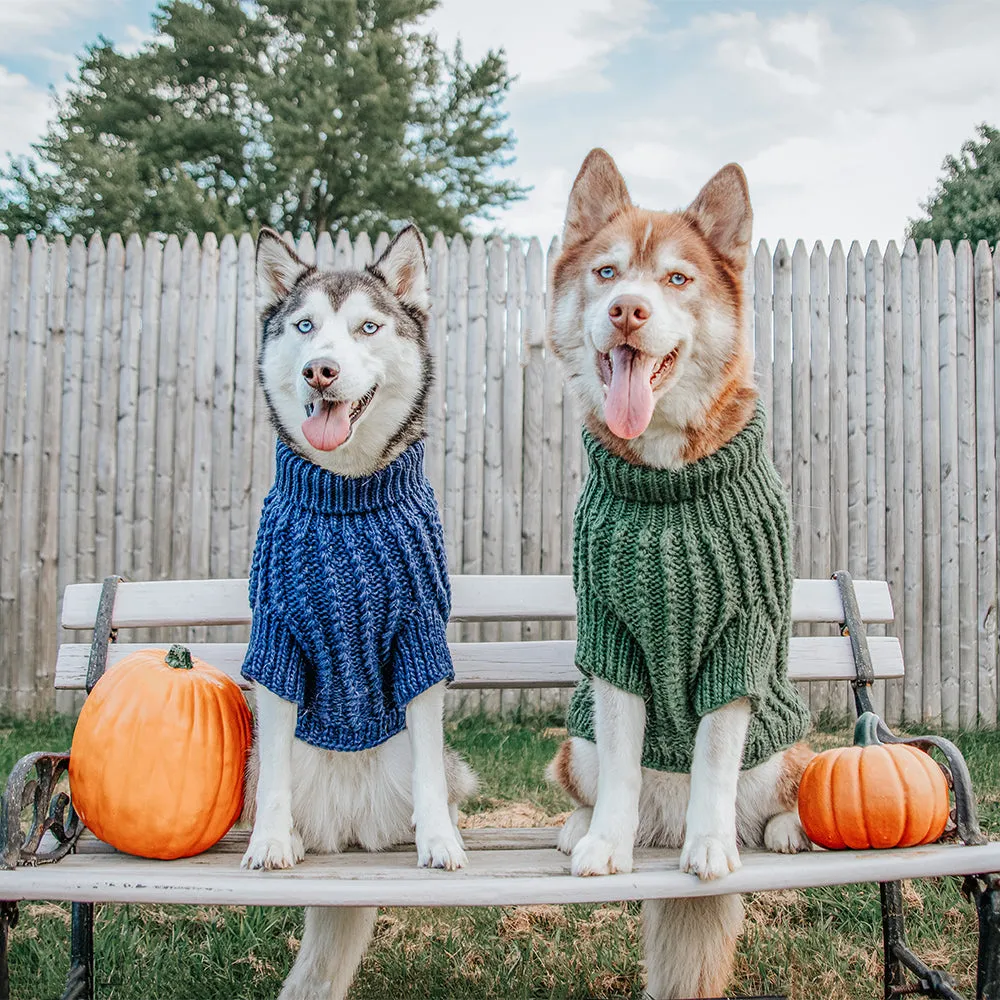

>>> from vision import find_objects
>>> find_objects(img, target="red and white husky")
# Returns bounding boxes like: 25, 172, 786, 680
546, 149, 814, 998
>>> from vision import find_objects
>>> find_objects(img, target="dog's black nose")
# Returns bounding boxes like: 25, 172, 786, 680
608, 295, 651, 336
302, 359, 340, 390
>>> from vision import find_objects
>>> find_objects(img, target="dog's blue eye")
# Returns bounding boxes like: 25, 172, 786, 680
597, 266, 616, 280
295, 319, 313, 334
361, 321, 380, 335
669, 273, 689, 286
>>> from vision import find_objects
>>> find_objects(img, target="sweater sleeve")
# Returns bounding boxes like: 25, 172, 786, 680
575, 594, 649, 697
390, 610, 455, 708
693, 604, 777, 717
240, 607, 307, 707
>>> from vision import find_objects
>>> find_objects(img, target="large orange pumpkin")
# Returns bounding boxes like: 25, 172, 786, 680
798, 712, 950, 850
69, 644, 252, 860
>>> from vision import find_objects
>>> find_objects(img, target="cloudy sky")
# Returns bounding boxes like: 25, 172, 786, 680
2, 0, 997, 247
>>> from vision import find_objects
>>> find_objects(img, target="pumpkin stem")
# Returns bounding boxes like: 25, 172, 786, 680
853, 711, 883, 747
165, 644, 194, 670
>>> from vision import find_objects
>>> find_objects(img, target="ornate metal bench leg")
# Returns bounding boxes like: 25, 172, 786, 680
0, 901, 17, 1000
881, 879, 966, 999
882, 881, 907, 997
60, 903, 93, 1000
964, 874, 1000, 1000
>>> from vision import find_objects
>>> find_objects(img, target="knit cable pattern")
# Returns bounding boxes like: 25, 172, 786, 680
566, 406, 812, 772
241, 440, 454, 752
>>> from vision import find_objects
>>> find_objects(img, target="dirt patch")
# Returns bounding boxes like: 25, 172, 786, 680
588, 971, 634, 995
497, 905, 568, 939
460, 799, 570, 829
24, 902, 71, 926
746, 889, 807, 925
577, 903, 633, 938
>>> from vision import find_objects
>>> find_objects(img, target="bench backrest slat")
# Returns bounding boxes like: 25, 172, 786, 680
61, 576, 895, 630
53, 635, 904, 691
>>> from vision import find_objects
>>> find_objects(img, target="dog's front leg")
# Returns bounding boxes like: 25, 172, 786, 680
406, 681, 467, 870
680, 697, 750, 881
570, 677, 645, 876
241, 686, 304, 871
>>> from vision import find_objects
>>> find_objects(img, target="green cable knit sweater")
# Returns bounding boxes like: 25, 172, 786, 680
567, 406, 811, 773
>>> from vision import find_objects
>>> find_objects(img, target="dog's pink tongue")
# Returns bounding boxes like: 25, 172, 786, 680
302, 400, 351, 451
604, 346, 657, 440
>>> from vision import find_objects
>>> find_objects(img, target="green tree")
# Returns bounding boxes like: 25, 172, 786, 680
908, 123, 1000, 245
0, 0, 527, 239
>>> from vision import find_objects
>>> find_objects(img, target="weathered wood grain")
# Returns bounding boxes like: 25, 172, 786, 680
901, 240, 924, 723
883, 241, 905, 724
975, 241, 997, 725
62, 575, 895, 630
955, 241, 977, 727
17, 238, 50, 712
771, 241, 792, 494
864, 241, 887, 718
808, 241, 831, 712
920, 240, 942, 723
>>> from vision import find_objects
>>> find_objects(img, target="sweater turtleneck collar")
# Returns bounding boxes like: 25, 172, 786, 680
582, 405, 770, 505
272, 439, 427, 514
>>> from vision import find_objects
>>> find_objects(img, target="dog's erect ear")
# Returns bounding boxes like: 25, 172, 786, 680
686, 164, 753, 264
563, 149, 631, 246
256, 228, 310, 307
372, 225, 429, 313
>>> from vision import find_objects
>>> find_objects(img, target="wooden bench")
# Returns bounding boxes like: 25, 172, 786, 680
2, 572, 999, 1000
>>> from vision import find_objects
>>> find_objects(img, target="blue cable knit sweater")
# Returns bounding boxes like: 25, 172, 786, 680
241, 440, 454, 752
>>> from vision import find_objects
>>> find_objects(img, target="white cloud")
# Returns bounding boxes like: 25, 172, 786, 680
488, 166, 573, 243
480, 0, 1000, 248
117, 23, 157, 56
0, 0, 155, 163
426, 0, 654, 91
0, 66, 53, 160
676, 0, 1000, 245
768, 14, 825, 66
2, 0, 997, 249
0, 0, 113, 53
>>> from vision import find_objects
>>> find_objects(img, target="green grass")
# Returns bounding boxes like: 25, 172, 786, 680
3, 714, 1000, 999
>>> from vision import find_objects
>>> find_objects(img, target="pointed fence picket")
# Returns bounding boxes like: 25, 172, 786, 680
0, 231, 997, 727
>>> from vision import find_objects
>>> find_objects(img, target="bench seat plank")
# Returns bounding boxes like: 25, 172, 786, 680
72, 827, 558, 855
2, 841, 996, 908
61, 577, 895, 630
53, 636, 905, 690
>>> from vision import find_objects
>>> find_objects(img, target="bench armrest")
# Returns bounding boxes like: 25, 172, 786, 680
863, 715, 987, 847
1, 752, 83, 869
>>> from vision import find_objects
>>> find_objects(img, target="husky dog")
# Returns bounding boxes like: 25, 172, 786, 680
545, 150, 815, 998
242, 227, 476, 1000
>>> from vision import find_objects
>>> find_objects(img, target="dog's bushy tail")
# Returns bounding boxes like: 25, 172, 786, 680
642, 895, 743, 998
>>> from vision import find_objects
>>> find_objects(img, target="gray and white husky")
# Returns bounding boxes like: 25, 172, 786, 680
242, 227, 476, 1000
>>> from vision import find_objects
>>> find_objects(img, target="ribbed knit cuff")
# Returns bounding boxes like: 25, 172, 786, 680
391, 612, 455, 707
575, 597, 648, 697
693, 606, 776, 717
241, 609, 306, 706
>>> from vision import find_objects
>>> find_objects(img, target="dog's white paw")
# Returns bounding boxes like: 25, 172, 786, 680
680, 833, 740, 881
764, 810, 813, 854
556, 807, 593, 856
570, 831, 633, 876
241, 828, 305, 871
416, 824, 467, 870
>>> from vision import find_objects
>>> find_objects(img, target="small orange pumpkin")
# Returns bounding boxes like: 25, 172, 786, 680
69, 644, 252, 860
798, 713, 950, 850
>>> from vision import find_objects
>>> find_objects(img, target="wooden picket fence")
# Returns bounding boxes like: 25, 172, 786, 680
0, 229, 997, 728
